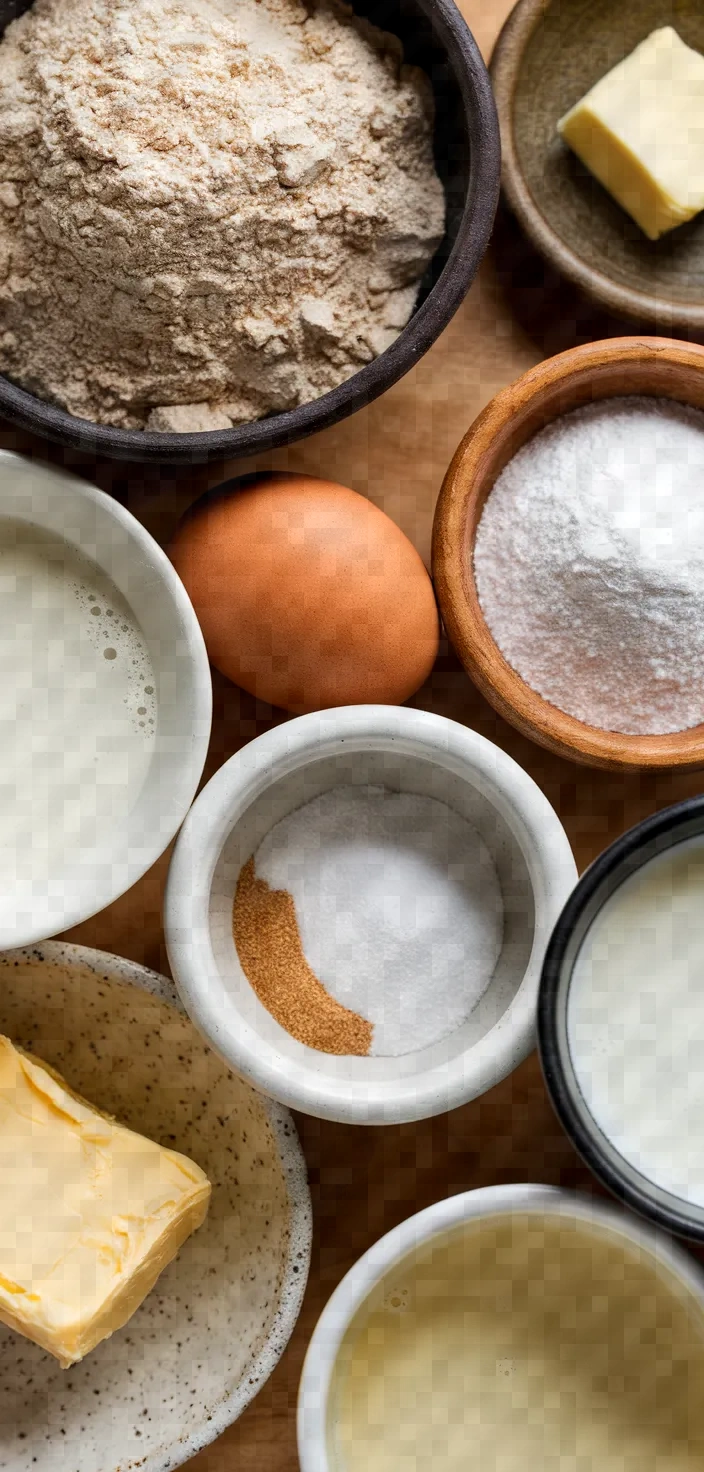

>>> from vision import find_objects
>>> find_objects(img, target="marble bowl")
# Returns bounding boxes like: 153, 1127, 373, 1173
164, 706, 577, 1125
0, 941, 311, 1472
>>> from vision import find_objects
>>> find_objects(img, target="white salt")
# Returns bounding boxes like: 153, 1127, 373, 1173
254, 784, 503, 1056
473, 395, 704, 735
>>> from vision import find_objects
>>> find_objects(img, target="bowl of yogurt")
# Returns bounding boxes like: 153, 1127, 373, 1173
298, 1182, 704, 1472
0, 451, 211, 946
539, 796, 704, 1241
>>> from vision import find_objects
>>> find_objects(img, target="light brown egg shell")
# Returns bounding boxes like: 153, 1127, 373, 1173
169, 474, 439, 714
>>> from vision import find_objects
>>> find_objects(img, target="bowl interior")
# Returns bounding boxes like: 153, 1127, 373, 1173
0, 0, 491, 462
312, 1190, 704, 1469
207, 746, 535, 1085
0, 0, 467, 313
437, 343, 704, 769
539, 799, 704, 1240
503, 0, 704, 319
344, 0, 470, 308
0, 944, 309, 1472
0, 455, 210, 945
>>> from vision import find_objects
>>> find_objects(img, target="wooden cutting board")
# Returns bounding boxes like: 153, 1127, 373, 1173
2, 1, 701, 1465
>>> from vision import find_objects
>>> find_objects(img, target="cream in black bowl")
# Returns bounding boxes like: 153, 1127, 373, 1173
539, 796, 704, 1242
0, 0, 499, 464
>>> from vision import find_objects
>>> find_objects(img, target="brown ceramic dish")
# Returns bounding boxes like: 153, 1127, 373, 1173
0, 0, 499, 465
491, 0, 704, 339
432, 337, 704, 772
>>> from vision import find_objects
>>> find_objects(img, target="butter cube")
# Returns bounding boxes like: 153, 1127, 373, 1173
0, 1036, 211, 1367
558, 28, 704, 240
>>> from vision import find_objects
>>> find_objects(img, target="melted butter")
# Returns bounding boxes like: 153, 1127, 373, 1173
333, 1213, 704, 1471
0, 1036, 211, 1367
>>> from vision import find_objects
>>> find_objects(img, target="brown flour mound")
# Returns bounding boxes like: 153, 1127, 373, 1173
0, 0, 444, 430
233, 857, 371, 1056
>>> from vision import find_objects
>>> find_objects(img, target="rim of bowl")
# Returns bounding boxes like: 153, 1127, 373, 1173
0, 0, 500, 464
538, 794, 704, 1243
3, 465, 212, 945
0, 939, 313, 1472
431, 335, 704, 772
164, 705, 577, 1125
490, 0, 704, 332
296, 1181, 704, 1472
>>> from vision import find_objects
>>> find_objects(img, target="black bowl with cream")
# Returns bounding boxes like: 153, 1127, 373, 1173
539, 796, 704, 1241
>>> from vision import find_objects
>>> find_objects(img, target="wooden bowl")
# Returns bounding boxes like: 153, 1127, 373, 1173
431, 337, 704, 772
490, 0, 704, 339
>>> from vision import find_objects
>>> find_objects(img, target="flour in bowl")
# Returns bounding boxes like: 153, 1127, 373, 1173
0, 0, 445, 430
474, 396, 704, 735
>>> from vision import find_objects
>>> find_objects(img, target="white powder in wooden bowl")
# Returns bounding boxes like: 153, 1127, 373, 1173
0, 0, 445, 430
474, 396, 704, 736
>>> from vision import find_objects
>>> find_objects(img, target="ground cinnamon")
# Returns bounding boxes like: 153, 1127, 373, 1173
232, 858, 371, 1056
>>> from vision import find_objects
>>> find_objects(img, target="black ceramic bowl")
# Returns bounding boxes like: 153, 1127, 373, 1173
0, 0, 499, 464
538, 797, 704, 1242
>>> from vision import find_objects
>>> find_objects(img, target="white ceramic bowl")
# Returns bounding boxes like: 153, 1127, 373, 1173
0, 940, 311, 1472
164, 706, 577, 1124
0, 452, 212, 946
297, 1182, 704, 1472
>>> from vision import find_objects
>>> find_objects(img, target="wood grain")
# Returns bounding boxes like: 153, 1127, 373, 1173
432, 336, 704, 770
1, 2, 702, 1468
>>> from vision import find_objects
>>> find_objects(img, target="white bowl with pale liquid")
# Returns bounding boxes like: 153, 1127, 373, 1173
298, 1183, 704, 1472
0, 452, 211, 945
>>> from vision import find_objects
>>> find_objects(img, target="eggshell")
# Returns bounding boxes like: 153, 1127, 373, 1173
169, 473, 439, 714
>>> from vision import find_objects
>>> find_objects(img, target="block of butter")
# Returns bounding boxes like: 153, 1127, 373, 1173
558, 27, 704, 240
0, 1035, 211, 1368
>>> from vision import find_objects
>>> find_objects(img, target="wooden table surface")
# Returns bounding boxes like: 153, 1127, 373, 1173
5, 0, 703, 1464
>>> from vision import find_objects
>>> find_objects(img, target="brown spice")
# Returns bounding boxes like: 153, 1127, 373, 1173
232, 857, 372, 1057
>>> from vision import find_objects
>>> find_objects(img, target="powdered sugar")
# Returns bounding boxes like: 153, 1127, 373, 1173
473, 396, 704, 735
254, 784, 503, 1056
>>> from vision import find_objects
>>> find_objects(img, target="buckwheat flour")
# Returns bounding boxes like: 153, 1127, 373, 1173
0, 0, 445, 430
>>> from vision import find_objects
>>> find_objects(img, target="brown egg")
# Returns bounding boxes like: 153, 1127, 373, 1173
169, 473, 439, 713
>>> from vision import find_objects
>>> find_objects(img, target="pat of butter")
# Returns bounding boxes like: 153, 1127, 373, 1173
558, 28, 704, 240
0, 1035, 211, 1368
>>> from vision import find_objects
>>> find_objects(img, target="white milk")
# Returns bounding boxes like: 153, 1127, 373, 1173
0, 519, 157, 892
568, 837, 704, 1206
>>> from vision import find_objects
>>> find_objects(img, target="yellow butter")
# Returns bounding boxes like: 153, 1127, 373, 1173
558, 28, 704, 240
0, 1035, 211, 1368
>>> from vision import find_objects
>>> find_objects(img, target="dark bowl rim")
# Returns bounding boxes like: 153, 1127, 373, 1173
538, 794, 704, 1242
0, 0, 501, 464
490, 0, 704, 332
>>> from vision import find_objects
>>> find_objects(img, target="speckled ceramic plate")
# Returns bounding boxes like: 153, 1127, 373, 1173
0, 942, 311, 1472
491, 0, 704, 334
